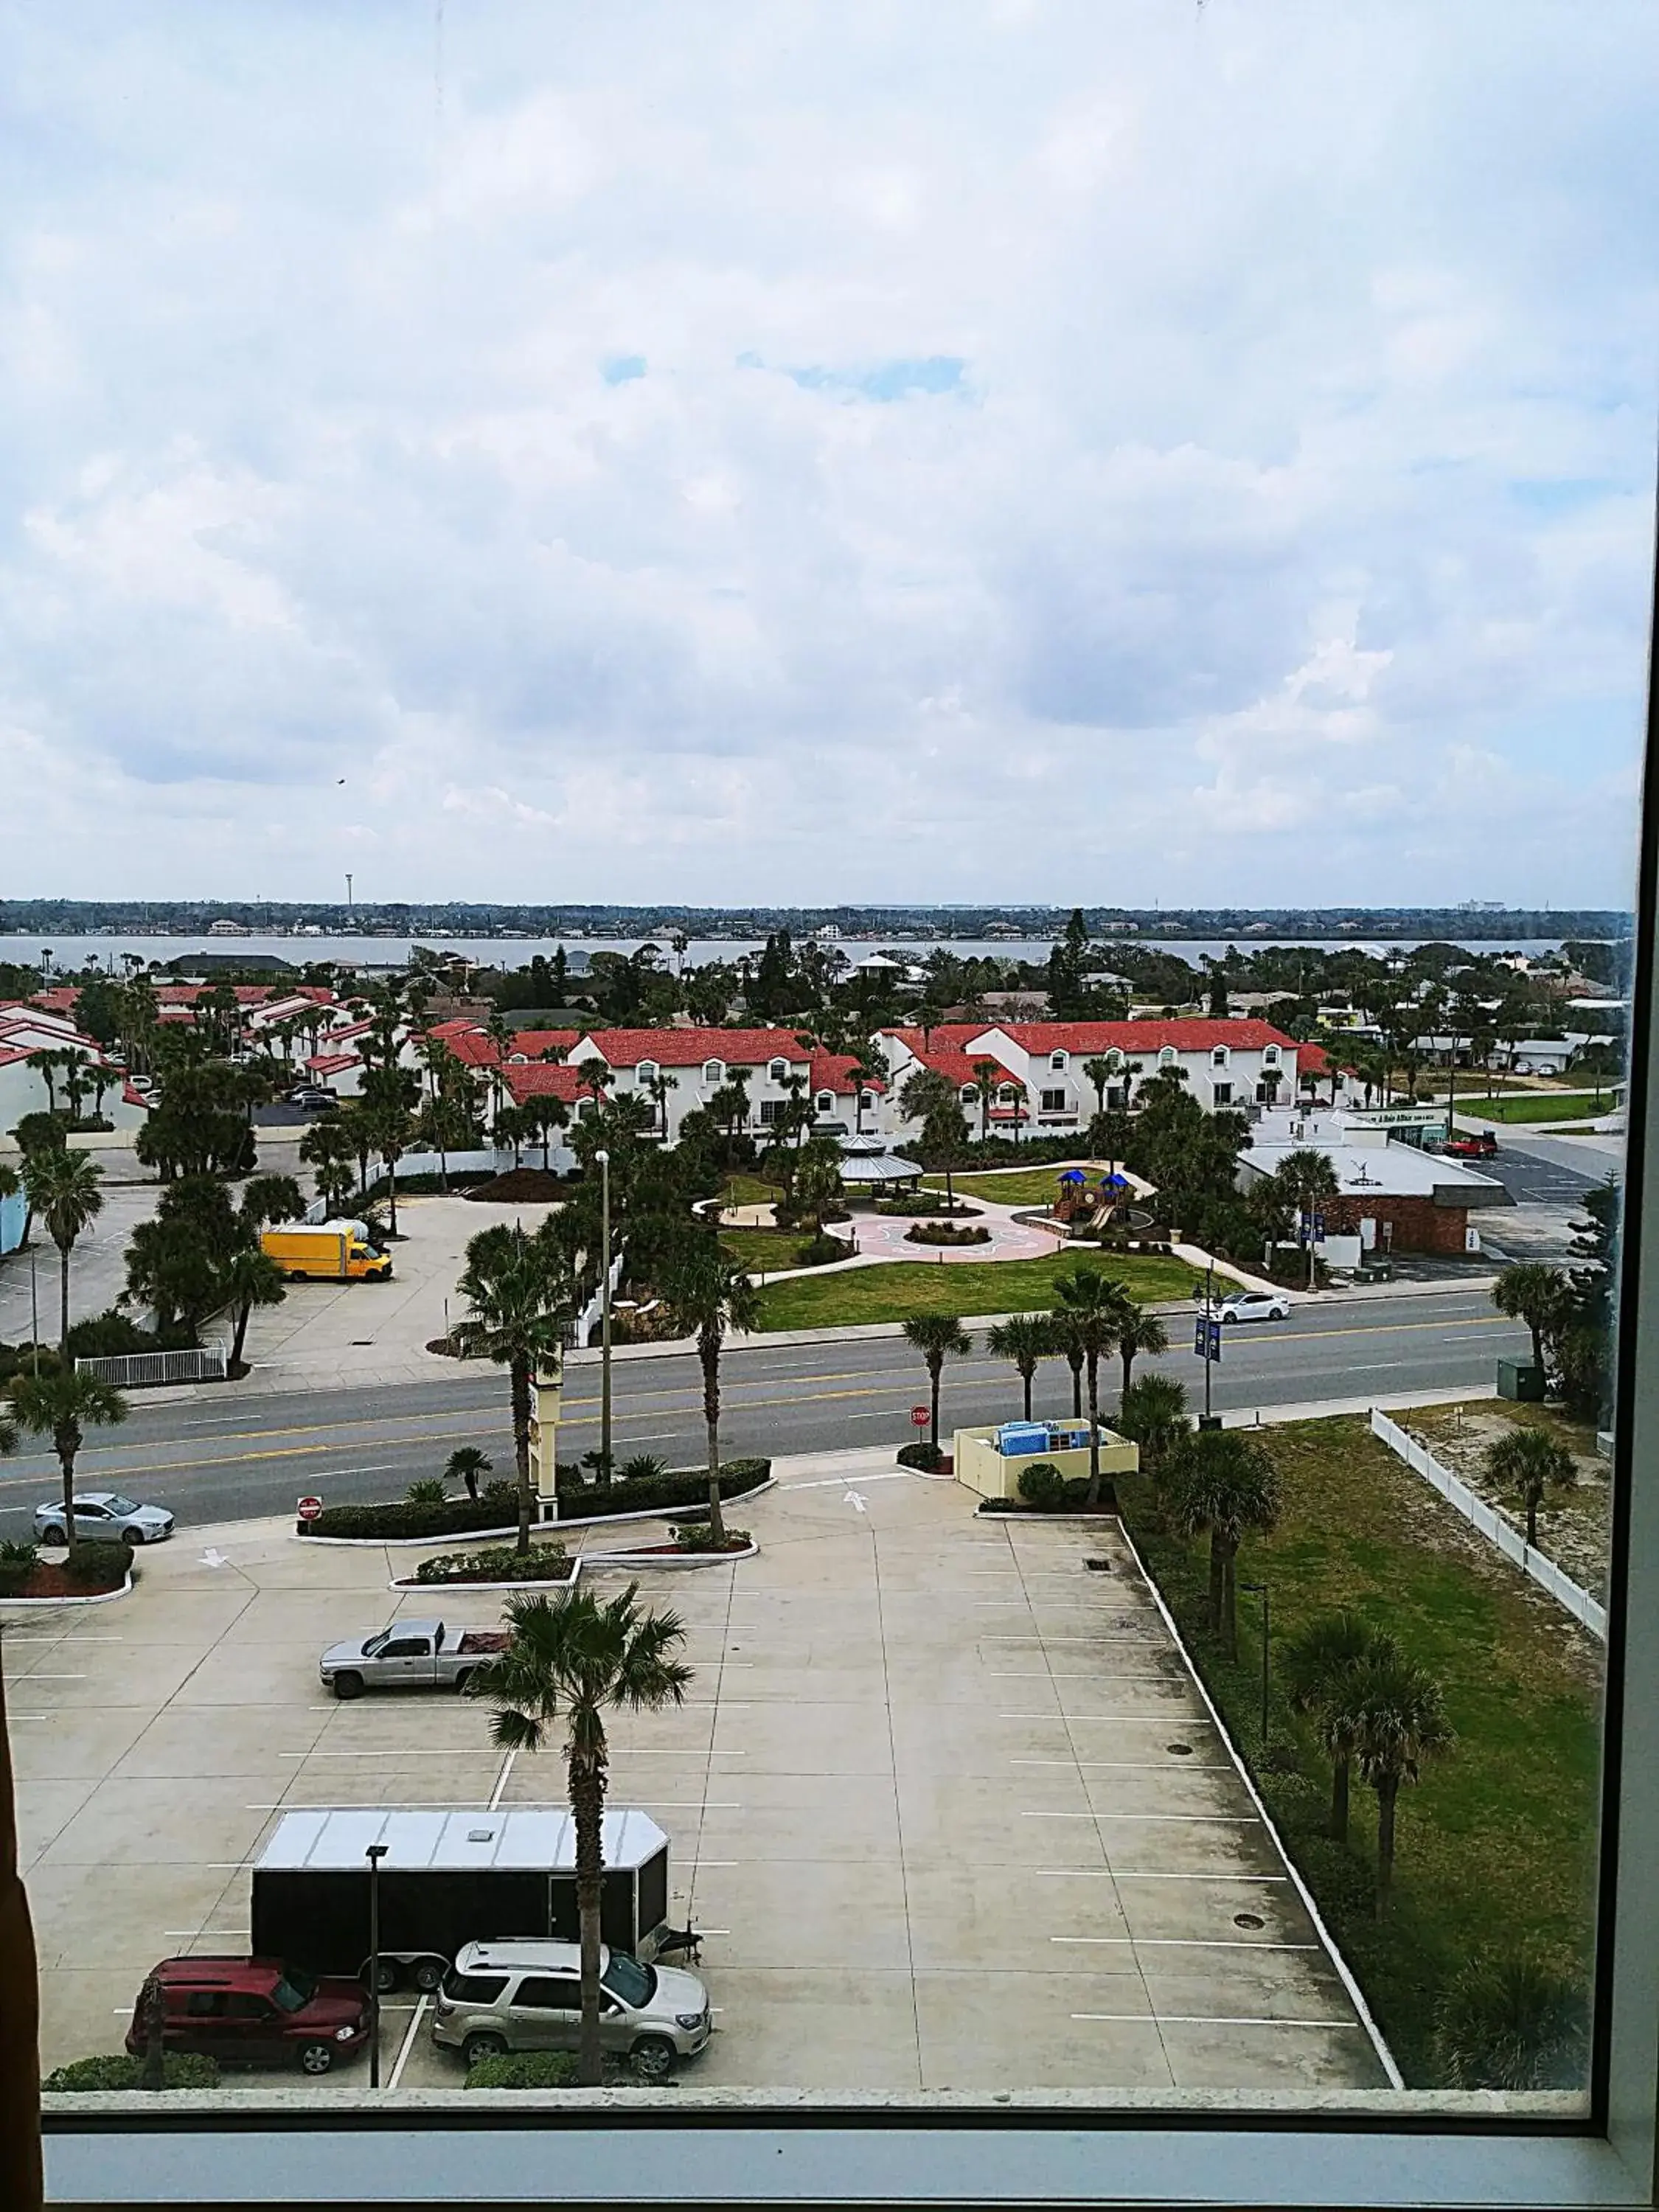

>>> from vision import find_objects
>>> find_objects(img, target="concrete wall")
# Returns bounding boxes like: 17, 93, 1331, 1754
953, 1425, 1140, 1502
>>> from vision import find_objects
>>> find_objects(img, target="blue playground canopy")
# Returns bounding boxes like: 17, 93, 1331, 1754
1059, 1169, 1086, 1183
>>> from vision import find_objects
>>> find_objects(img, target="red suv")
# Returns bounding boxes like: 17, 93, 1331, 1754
125, 1957, 371, 2075
1444, 1130, 1499, 1158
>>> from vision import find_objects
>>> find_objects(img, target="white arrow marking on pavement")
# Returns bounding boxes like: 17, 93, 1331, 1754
843, 1489, 868, 1514
201, 1548, 229, 1568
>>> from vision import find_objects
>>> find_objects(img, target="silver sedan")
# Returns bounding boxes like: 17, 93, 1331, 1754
33, 1492, 175, 1547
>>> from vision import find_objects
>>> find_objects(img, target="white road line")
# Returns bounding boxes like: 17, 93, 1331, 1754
684, 1859, 738, 1867
988, 1672, 1177, 1683
487, 1750, 516, 1810
6, 1673, 86, 1680
163, 1930, 246, 1938
1038, 1871, 1290, 1882
1011, 1759, 1231, 1770
1021, 1812, 1260, 1823
1071, 2013, 1349, 2028
1051, 1937, 1318, 1951
279, 1750, 504, 1760
388, 1996, 430, 2090
998, 1711, 1194, 1722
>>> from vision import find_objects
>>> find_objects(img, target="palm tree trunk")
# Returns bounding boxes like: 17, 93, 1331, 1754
1121, 1350, 1134, 1398
929, 1355, 942, 1455
568, 1750, 607, 2087
1069, 1356, 1082, 1419
1375, 1774, 1399, 1916
1329, 1757, 1351, 1843
386, 1162, 400, 1237
1526, 1492, 1540, 1548
231, 1300, 251, 1368
57, 1439, 78, 1561
0, 1653, 43, 2212
1530, 1324, 1545, 1370
510, 1356, 532, 1555
701, 1331, 726, 1545
1021, 1364, 1034, 1421
58, 1243, 71, 1360
1220, 1542, 1238, 1660
1207, 1532, 1225, 1635
1085, 1354, 1102, 1506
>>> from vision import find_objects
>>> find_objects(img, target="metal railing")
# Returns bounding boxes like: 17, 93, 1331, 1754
76, 1343, 229, 1389
1370, 1408, 1607, 1640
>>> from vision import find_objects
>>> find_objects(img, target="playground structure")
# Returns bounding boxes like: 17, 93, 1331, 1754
1051, 1166, 1133, 1228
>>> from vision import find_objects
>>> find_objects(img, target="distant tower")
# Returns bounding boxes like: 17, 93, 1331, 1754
346, 874, 354, 916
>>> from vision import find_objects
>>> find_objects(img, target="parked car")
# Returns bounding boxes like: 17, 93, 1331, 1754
286, 1085, 338, 1112
431, 1938, 712, 2079
34, 1492, 174, 1546
1217, 1290, 1292, 1325
124, 1957, 371, 2076
319, 1619, 510, 1699
1443, 1130, 1499, 1158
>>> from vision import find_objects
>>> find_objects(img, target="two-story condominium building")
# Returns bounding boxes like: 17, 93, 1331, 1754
567, 1029, 882, 1141
879, 1019, 1299, 1141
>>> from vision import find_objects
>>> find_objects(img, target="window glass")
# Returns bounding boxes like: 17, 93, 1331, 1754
514, 1977, 582, 2011
441, 1972, 509, 2005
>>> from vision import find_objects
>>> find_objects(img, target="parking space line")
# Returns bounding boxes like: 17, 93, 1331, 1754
278, 1750, 504, 1759
1052, 1937, 1318, 1950
1038, 1870, 1289, 1882
388, 1996, 430, 2090
487, 1750, 516, 1809
1012, 1759, 1231, 1770
1072, 2013, 1346, 2028
1023, 1812, 1261, 1823
998, 1711, 1195, 1721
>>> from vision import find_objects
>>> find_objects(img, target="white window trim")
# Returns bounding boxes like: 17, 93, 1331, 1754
39, 853, 1659, 2212
768, 1058, 788, 1082
1049, 1049, 1068, 1071
702, 1060, 723, 1086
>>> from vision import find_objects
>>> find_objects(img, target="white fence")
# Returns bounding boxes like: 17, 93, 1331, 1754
77, 1343, 229, 1389
1369, 1410, 1607, 1641
576, 1251, 627, 1349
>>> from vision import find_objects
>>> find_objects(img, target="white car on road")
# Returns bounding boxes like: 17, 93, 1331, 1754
34, 1492, 175, 1546
1217, 1290, 1292, 1325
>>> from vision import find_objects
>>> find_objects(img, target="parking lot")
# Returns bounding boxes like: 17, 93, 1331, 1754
10, 1448, 1391, 2097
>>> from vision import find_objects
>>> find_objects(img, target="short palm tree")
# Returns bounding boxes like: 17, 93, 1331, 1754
1484, 1425, 1578, 1549
1350, 1650, 1455, 1914
1280, 1611, 1402, 1843
1051, 1266, 1135, 1504
1115, 1373, 1189, 1481
20, 1148, 104, 1358
453, 1225, 574, 1554
658, 1234, 760, 1544
1116, 1306, 1169, 1398
1166, 1427, 1281, 1655
986, 1314, 1054, 1421
1431, 1952, 1587, 2091
9, 1368, 128, 1559
470, 1587, 692, 2084
1271, 1147, 1340, 1288
1082, 1055, 1115, 1118
900, 1312, 973, 1459
1049, 1309, 1085, 1418
445, 1447, 493, 1500
220, 1245, 286, 1370
1491, 1264, 1571, 1374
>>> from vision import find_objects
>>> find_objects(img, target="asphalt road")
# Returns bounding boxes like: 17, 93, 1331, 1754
0, 1289, 1530, 1535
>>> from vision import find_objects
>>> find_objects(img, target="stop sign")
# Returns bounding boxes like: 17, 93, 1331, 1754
911, 1405, 930, 1428
296, 1495, 324, 1523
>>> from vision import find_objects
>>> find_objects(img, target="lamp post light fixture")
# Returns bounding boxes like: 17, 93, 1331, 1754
1238, 1579, 1271, 1749
365, 1841, 389, 2087
594, 1147, 613, 1478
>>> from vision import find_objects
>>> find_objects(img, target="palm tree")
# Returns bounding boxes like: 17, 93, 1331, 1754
1115, 1373, 1189, 1482
1051, 1266, 1135, 1504
1082, 1056, 1115, 1119
1431, 1952, 1587, 2091
9, 1368, 127, 1561
220, 1245, 286, 1371
658, 1234, 759, 1544
1492, 1263, 1570, 1374
453, 1225, 575, 1554
1272, 1147, 1340, 1290
1050, 1307, 1085, 1418
900, 1312, 973, 1458
1116, 1306, 1169, 1398
970, 1060, 1000, 1144
1485, 1425, 1578, 1549
1351, 1650, 1455, 1914
445, 1446, 493, 1500
1166, 1427, 1281, 1656
20, 1148, 104, 1358
986, 1314, 1054, 1421
471, 1587, 693, 2083
1280, 1611, 1402, 1843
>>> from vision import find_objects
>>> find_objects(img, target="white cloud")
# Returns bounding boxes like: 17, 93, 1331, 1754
0, 0, 1652, 904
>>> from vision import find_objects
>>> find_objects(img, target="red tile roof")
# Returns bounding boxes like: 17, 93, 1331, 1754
306, 1051, 361, 1076
439, 1026, 581, 1069
885, 1029, 1012, 1090
1298, 1043, 1332, 1075
583, 1029, 811, 1070
987, 1018, 1298, 1055
809, 1050, 883, 1097
501, 1063, 585, 1106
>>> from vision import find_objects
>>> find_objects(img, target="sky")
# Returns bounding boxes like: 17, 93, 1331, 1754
1, 0, 1655, 908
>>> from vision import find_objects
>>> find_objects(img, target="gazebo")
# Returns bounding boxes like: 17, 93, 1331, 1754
836, 1135, 926, 1197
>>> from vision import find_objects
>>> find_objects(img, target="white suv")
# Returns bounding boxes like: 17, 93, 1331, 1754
431, 1939, 712, 2079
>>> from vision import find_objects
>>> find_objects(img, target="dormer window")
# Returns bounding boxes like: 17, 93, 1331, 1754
1158, 1046, 1178, 1068
637, 1060, 658, 1085
509, 1053, 527, 1065
768, 1058, 788, 1083
703, 1060, 724, 1088
1211, 1046, 1230, 1068
859, 1088, 875, 1110
816, 1091, 834, 1113
1106, 1048, 1122, 1071
960, 1084, 976, 1104
1049, 1051, 1068, 1072
1263, 1044, 1281, 1068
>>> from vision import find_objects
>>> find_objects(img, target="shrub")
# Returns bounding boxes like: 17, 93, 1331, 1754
44, 2052, 220, 2092
897, 1441, 942, 1472
66, 1310, 191, 1360
302, 1461, 769, 1538
904, 1221, 991, 1247
406, 1478, 448, 1505
796, 1232, 852, 1267
63, 1541, 131, 1590
414, 1543, 574, 1585
0, 1537, 38, 1569
619, 1454, 669, 1484
464, 2050, 584, 2089
557, 1458, 771, 1521
673, 1523, 752, 1553
1017, 1460, 1068, 1511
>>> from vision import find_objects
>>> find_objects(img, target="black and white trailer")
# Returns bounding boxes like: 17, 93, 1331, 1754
250, 1806, 672, 1992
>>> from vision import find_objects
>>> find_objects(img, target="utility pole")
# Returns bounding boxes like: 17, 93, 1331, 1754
365, 1841, 389, 2087
595, 1148, 613, 1476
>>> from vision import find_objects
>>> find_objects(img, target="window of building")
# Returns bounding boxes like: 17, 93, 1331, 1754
768, 1058, 788, 1082
815, 1091, 834, 1113
959, 1084, 976, 1103
1040, 1087, 1068, 1112
1158, 1045, 1178, 1067
1211, 1045, 1229, 1067
1264, 1043, 1281, 1067
1048, 1050, 1068, 1071
702, 1060, 723, 1087
1212, 1079, 1232, 1105
636, 1059, 657, 1084
758, 1098, 785, 1125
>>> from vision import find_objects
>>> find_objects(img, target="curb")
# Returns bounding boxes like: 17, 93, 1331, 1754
386, 1541, 759, 1591
0, 1565, 134, 1610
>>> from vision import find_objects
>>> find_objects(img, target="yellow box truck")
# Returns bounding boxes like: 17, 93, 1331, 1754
261, 1225, 392, 1283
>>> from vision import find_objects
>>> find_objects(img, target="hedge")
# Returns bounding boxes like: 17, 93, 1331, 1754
44, 2053, 220, 2092
897, 1441, 942, 1472
465, 2051, 585, 2089
299, 1461, 771, 1540
413, 1543, 574, 1585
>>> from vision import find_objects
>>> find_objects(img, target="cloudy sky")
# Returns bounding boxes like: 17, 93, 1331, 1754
2, 1, 1655, 907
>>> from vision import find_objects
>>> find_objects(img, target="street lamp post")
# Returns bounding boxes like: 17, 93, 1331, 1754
1238, 1579, 1271, 1748
365, 1841, 389, 2087
594, 1148, 612, 1478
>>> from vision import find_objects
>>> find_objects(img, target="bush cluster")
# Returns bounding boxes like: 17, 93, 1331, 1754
672, 1523, 752, 1554
875, 1194, 981, 1217
795, 1232, 851, 1267
1017, 1460, 1068, 1510
413, 1543, 574, 1585
464, 2050, 584, 2089
0, 1310, 189, 1382
61, 1540, 132, 1590
903, 1221, 991, 1247
555, 1458, 771, 1522
897, 1441, 942, 1471
299, 1481, 549, 1540
44, 2053, 220, 2092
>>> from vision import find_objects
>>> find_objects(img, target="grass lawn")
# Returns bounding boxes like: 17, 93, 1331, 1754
1463, 1091, 1621, 1124
718, 1227, 837, 1274
719, 1172, 785, 1208
1119, 1416, 1601, 2087
752, 1249, 1201, 1329
922, 1164, 1104, 1206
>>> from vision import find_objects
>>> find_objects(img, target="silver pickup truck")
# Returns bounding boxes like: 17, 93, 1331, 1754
319, 1619, 509, 1700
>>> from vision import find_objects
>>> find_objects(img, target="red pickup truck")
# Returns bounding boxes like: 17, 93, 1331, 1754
1443, 1130, 1498, 1159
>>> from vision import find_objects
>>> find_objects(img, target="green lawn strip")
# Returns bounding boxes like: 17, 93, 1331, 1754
1118, 1415, 1600, 2087
922, 1165, 1105, 1207
752, 1250, 1201, 1329
718, 1227, 828, 1273
1461, 1091, 1620, 1124
720, 1172, 785, 1208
